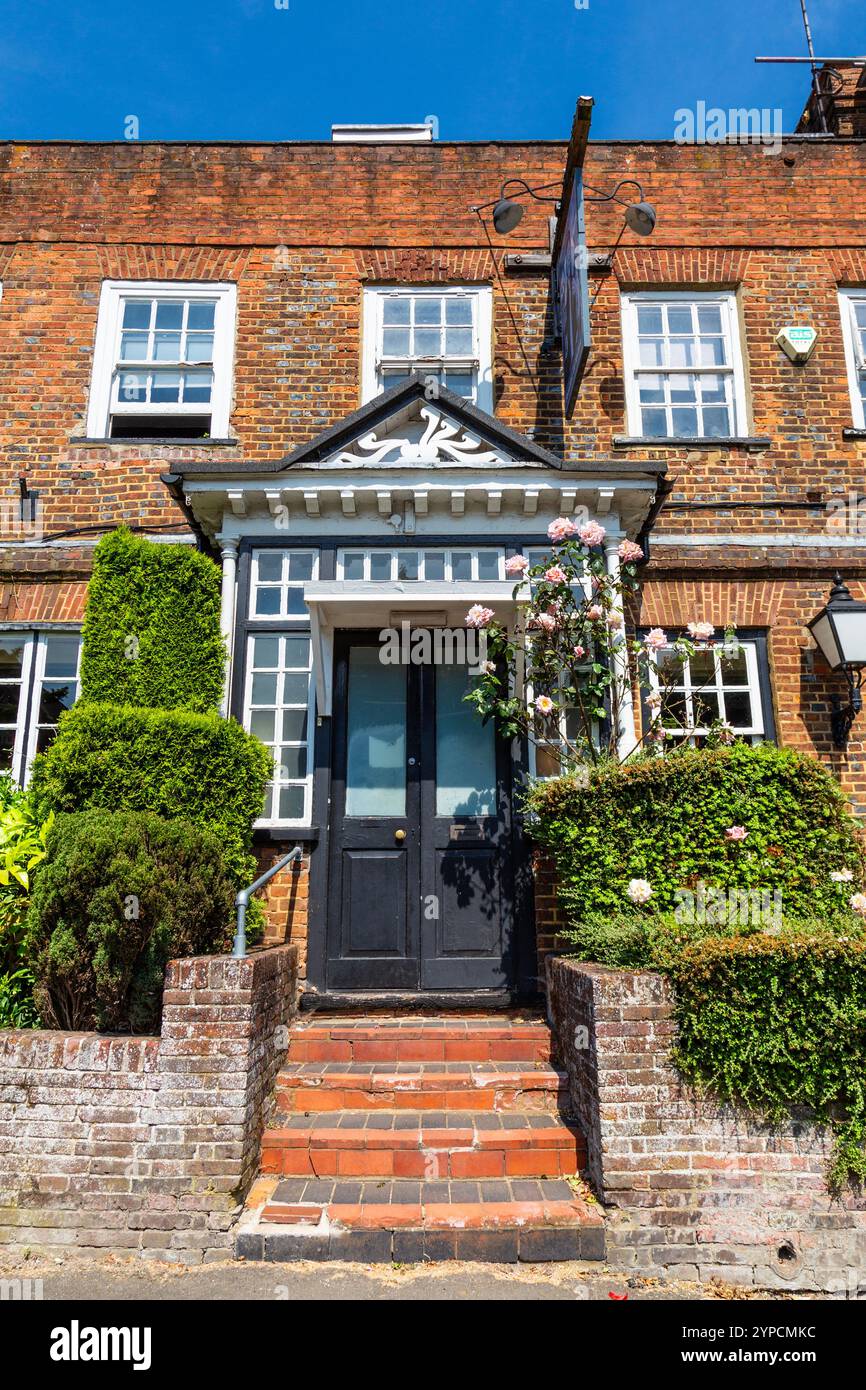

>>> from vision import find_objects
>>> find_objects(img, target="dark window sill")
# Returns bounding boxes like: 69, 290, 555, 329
613, 436, 771, 451
74, 436, 239, 447
843, 428, 866, 440
253, 826, 319, 846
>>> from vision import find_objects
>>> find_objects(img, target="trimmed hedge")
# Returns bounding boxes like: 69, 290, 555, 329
30, 702, 272, 885
527, 743, 865, 924
26, 811, 236, 1033
669, 933, 866, 1189
79, 528, 225, 712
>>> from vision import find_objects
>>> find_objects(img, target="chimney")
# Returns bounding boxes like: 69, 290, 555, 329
796, 60, 866, 137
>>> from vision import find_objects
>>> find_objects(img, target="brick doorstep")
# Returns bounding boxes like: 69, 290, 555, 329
275, 1062, 568, 1113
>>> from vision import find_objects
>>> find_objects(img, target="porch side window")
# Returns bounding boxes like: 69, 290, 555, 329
839, 289, 866, 429
361, 286, 493, 411
336, 547, 504, 582
244, 550, 318, 827
621, 291, 748, 439
86, 280, 237, 439
0, 630, 81, 785
642, 632, 771, 747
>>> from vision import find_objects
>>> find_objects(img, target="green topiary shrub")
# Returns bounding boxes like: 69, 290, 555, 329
79, 528, 225, 712
26, 810, 236, 1033
30, 702, 272, 887
526, 743, 865, 926
668, 932, 866, 1190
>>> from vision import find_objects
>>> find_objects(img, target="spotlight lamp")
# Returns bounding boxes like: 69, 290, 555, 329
473, 176, 657, 239
807, 573, 866, 749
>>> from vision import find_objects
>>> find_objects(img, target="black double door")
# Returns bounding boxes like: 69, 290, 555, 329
325, 632, 515, 992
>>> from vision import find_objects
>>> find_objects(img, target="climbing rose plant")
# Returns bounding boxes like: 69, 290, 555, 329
464, 517, 740, 772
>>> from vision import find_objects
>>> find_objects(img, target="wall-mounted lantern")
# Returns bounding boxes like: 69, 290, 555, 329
807, 573, 866, 749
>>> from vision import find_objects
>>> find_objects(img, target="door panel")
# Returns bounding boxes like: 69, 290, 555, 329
327, 634, 513, 993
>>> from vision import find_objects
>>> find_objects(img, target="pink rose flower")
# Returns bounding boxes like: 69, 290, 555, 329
547, 517, 576, 543
618, 540, 644, 564
606, 613, 624, 630
725, 826, 748, 842
579, 521, 607, 547
544, 566, 568, 584
850, 893, 866, 916
534, 695, 557, 717
465, 605, 495, 629
530, 612, 557, 632
627, 878, 653, 905
505, 554, 530, 576
644, 628, 668, 650
687, 621, 715, 642
573, 645, 586, 660
586, 604, 604, 622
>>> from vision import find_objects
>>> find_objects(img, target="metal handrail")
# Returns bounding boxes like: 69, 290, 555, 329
232, 846, 303, 959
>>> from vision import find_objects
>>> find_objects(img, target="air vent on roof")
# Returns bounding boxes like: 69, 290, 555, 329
331, 123, 434, 143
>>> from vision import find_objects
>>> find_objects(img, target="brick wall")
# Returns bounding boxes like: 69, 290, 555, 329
0, 945, 297, 1263
257, 846, 311, 980
546, 956, 866, 1293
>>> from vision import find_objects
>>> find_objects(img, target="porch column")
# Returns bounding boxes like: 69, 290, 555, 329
218, 536, 239, 718
604, 538, 639, 760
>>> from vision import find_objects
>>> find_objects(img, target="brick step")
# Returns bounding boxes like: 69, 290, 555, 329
287, 1018, 553, 1065
260, 1112, 586, 1178
236, 1175, 605, 1264
274, 1062, 568, 1113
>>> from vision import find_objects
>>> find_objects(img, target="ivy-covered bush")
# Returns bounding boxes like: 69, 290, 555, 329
30, 702, 271, 887
26, 810, 236, 1033
527, 742, 865, 926
79, 527, 225, 712
669, 933, 866, 1190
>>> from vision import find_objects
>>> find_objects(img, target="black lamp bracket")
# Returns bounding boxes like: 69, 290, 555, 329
831, 665, 864, 750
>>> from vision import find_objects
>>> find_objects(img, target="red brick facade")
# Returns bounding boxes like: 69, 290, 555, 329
3, 65, 866, 987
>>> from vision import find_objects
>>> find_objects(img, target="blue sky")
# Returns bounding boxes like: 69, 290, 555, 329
0, 0, 860, 142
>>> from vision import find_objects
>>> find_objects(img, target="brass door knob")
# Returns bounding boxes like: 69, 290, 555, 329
395, 829, 407, 842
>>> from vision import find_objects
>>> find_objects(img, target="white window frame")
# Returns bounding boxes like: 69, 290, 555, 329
646, 639, 765, 745
361, 285, 494, 412
243, 632, 315, 829
249, 549, 319, 621
86, 280, 237, 438
0, 630, 81, 786
620, 290, 749, 439
839, 289, 866, 429
336, 547, 505, 582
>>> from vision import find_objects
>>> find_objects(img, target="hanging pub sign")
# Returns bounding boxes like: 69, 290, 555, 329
552, 97, 594, 420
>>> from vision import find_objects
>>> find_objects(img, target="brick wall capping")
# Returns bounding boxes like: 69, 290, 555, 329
613, 436, 772, 452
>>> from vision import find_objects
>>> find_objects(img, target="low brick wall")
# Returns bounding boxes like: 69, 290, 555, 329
0, 945, 297, 1263
546, 956, 866, 1294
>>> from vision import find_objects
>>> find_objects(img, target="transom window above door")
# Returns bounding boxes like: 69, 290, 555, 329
362, 286, 493, 411
86, 280, 237, 439
620, 292, 748, 439
337, 548, 505, 582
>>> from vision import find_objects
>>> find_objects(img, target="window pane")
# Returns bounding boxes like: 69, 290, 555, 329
383, 328, 411, 356
282, 674, 309, 704
670, 377, 697, 404
0, 730, 15, 769
697, 305, 723, 333
424, 552, 446, 581
342, 553, 365, 581
451, 553, 472, 581
120, 332, 149, 360
118, 372, 147, 402
641, 407, 668, 437
288, 553, 314, 582
415, 298, 442, 325
436, 664, 496, 816
277, 746, 306, 780
253, 636, 280, 668
154, 302, 184, 329
182, 371, 213, 403
444, 327, 473, 355
638, 374, 665, 403
638, 338, 665, 367
184, 333, 214, 364
699, 337, 726, 367
150, 371, 182, 402
39, 681, 76, 721
282, 708, 308, 742
0, 688, 19, 722
414, 328, 440, 356
724, 690, 753, 728
0, 638, 25, 676
669, 338, 695, 368
153, 331, 182, 361
397, 552, 419, 580
370, 553, 392, 581
346, 647, 407, 817
284, 637, 311, 668
255, 588, 281, 616
637, 305, 663, 334
535, 744, 561, 778
702, 406, 731, 437
257, 553, 283, 583
383, 297, 411, 325
721, 648, 748, 682
250, 711, 276, 741
689, 649, 716, 685
285, 589, 308, 617
667, 306, 694, 335
476, 552, 500, 580
278, 785, 305, 821
443, 370, 474, 398
692, 692, 721, 726
187, 302, 215, 330
671, 407, 698, 435
43, 636, 79, 679
251, 673, 278, 705
122, 301, 151, 329
446, 298, 473, 325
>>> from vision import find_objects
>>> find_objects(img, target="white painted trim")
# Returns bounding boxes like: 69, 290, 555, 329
86, 280, 237, 437
217, 538, 239, 717
605, 540, 638, 759
361, 284, 494, 412
839, 289, 866, 430
620, 289, 749, 439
